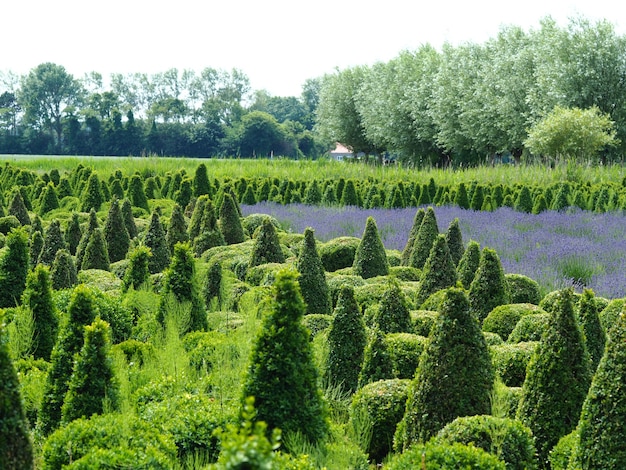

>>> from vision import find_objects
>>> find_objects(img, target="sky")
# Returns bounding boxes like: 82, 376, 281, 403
3, 0, 626, 97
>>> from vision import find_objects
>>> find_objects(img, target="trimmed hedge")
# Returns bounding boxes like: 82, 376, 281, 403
482, 303, 545, 341
384, 441, 506, 469
386, 333, 427, 379
319, 236, 360, 272
507, 313, 550, 343
490, 342, 539, 387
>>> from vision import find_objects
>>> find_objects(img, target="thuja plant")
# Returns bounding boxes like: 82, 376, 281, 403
75, 208, 99, 268
188, 194, 208, 241
577, 288, 606, 372
415, 234, 458, 307
38, 285, 99, 436
165, 203, 188, 255
121, 198, 138, 239
574, 309, 626, 469
408, 206, 439, 271
358, 327, 394, 389
469, 247, 510, 322
29, 230, 43, 267
0, 227, 29, 308
21, 265, 58, 361
445, 217, 465, 267
457, 239, 481, 289
372, 280, 412, 334
7, 189, 31, 226
65, 211, 82, 255
81, 228, 110, 271
399, 288, 494, 448
144, 210, 170, 274
325, 286, 367, 394
60, 318, 119, 425
517, 288, 592, 469
193, 198, 225, 256
122, 245, 152, 293
192, 162, 211, 197
401, 208, 425, 266
50, 249, 78, 290
0, 316, 34, 470
219, 192, 245, 245
103, 197, 130, 263
203, 260, 223, 310
296, 227, 331, 315
38, 219, 67, 266
127, 174, 149, 211
241, 269, 329, 446
81, 172, 104, 212
38, 182, 60, 215
353, 216, 389, 279
249, 217, 285, 268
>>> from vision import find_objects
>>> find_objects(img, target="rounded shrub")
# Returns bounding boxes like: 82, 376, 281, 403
358, 327, 395, 388
302, 313, 332, 339
410, 310, 438, 336
386, 333, 426, 379
507, 313, 550, 343
505, 273, 542, 305
350, 378, 411, 463
319, 236, 360, 272
385, 440, 506, 469
436, 415, 536, 470
0, 215, 21, 234
353, 216, 389, 279
482, 303, 544, 341
490, 342, 538, 387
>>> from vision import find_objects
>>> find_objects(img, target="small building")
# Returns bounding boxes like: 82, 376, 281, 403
329, 143, 353, 161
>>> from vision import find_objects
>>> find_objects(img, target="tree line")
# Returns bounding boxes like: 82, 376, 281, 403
0, 65, 327, 158
315, 16, 626, 167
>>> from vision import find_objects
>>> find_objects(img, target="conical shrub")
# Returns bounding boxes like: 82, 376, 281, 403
81, 228, 110, 271
408, 206, 439, 270
371, 280, 412, 334
22, 265, 58, 361
458, 240, 481, 289
65, 212, 82, 256
401, 208, 425, 266
103, 198, 130, 263
577, 289, 606, 372
38, 219, 67, 266
128, 174, 149, 211
249, 217, 285, 268
7, 190, 31, 226
121, 245, 151, 292
50, 249, 78, 290
358, 327, 394, 388
296, 227, 331, 315
193, 198, 225, 256
415, 234, 458, 307
219, 193, 245, 245
165, 203, 188, 255
353, 216, 389, 279
445, 217, 464, 267
80, 172, 103, 212
192, 163, 211, 197
469, 247, 509, 322
121, 198, 138, 239
38, 182, 60, 215
75, 209, 99, 269
0, 227, 29, 308
144, 211, 170, 274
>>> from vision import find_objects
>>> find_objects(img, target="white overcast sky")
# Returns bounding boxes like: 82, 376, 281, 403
3, 0, 626, 97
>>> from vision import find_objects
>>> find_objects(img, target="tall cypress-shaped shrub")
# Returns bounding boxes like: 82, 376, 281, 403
0, 317, 34, 470
415, 234, 458, 307
454, 183, 470, 209
144, 211, 170, 274
65, 212, 82, 255
51, 249, 78, 290
121, 245, 151, 292
578, 288, 606, 372
104, 197, 130, 263
458, 239, 481, 289
325, 286, 366, 394
249, 217, 285, 268
304, 179, 322, 205
193, 198, 225, 256
401, 208, 425, 266
358, 327, 395, 388
109, 178, 124, 200
166, 203, 188, 255
61, 318, 119, 424
372, 280, 412, 334
38, 285, 98, 436
400, 288, 494, 447
7, 190, 31, 226
0, 228, 29, 308
296, 227, 331, 315
575, 309, 626, 469
22, 265, 58, 360
219, 193, 245, 245
38, 182, 60, 215
75, 208, 99, 268
408, 206, 439, 270
121, 198, 138, 239
188, 194, 208, 241
340, 179, 359, 206
157, 243, 207, 333
29, 230, 43, 267
174, 177, 193, 209
203, 260, 223, 310
241, 269, 329, 445
39, 219, 67, 266
192, 163, 211, 197
517, 288, 592, 468
81, 172, 103, 212
469, 247, 510, 322
514, 186, 534, 213
128, 174, 149, 211
353, 216, 389, 279
81, 228, 110, 271
445, 217, 464, 267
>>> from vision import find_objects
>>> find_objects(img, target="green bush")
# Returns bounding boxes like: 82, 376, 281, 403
517, 288, 592, 468
457, 239, 481, 289
415, 234, 458, 306
371, 280, 413, 334
38, 182, 60, 215
389, 266, 421, 282
549, 428, 578, 470
219, 192, 245, 245
81, 228, 110, 271
483, 331, 504, 346
577, 288, 606, 371
505, 273, 542, 305
244, 262, 285, 286
7, 190, 30, 225
302, 314, 332, 339
598, 298, 625, 333
490, 342, 538, 387
445, 217, 464, 267
408, 206, 439, 270
384, 441, 506, 469
325, 286, 366, 394
297, 227, 332, 315
249, 216, 285, 267
514, 185, 533, 213
482, 303, 544, 341
359, 328, 395, 388
353, 216, 389, 279
507, 313, 550, 343
121, 198, 138, 239
80, 172, 104, 212
121, 245, 151, 292
400, 288, 494, 447
74, 208, 98, 269
0, 227, 29, 308
127, 174, 150, 211
469, 247, 510, 322
51, 248, 78, 290
29, 230, 43, 266
241, 213, 280, 237
21, 264, 58, 360
319, 236, 360, 272
410, 310, 438, 336
401, 208, 425, 266
436, 415, 537, 470
386, 333, 426, 379
350, 379, 411, 463
0, 215, 21, 234
41, 413, 177, 469
103, 198, 130, 263
39, 219, 67, 266
326, 273, 365, 309
144, 211, 170, 274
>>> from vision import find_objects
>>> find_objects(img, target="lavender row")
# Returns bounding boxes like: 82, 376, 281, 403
241, 202, 626, 300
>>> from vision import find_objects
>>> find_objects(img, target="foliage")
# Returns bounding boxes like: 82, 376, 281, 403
103, 197, 130, 263
505, 273, 542, 305
319, 236, 360, 272
165, 203, 188, 255
21, 264, 58, 360
50, 248, 78, 290
0, 227, 29, 308
128, 173, 150, 211
457, 239, 481, 289
490, 342, 538, 387
371, 280, 413, 334
249, 216, 285, 267
75, 208, 99, 268
408, 206, 439, 270
7, 190, 31, 226
384, 440, 506, 469
219, 192, 245, 245
445, 217, 464, 267
353, 216, 389, 279
507, 313, 550, 343
296, 227, 332, 315
386, 333, 426, 379
577, 288, 606, 371
358, 327, 394, 388
415, 233, 458, 306
39, 218, 67, 266
80, 172, 104, 212
144, 210, 170, 274
65, 211, 82, 255
121, 198, 138, 239
482, 303, 544, 341
81, 228, 110, 271
469, 247, 510, 322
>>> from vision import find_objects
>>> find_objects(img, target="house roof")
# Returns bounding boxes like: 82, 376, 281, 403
330, 143, 353, 154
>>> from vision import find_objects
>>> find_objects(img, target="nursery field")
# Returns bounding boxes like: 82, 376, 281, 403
1, 157, 625, 469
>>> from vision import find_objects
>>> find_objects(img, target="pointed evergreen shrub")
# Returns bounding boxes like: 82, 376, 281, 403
203, 260, 223, 310
81, 228, 110, 271
188, 194, 207, 241
121, 245, 151, 292
174, 177, 193, 209
353, 216, 389, 279
400, 288, 494, 446
358, 327, 394, 388
458, 239, 481, 289
165, 203, 188, 255
408, 206, 439, 270
455, 182, 470, 209
80, 172, 103, 212
22, 265, 58, 361
38, 182, 60, 215
192, 163, 211, 197
7, 190, 31, 226
104, 197, 130, 263
517, 288, 592, 468
144, 211, 170, 274
304, 179, 322, 205
514, 186, 534, 213
296, 227, 331, 315
0, 227, 29, 308
372, 280, 413, 334
39, 219, 67, 266
249, 217, 285, 267
128, 174, 149, 211
29, 229, 43, 267
241, 269, 329, 445
75, 208, 99, 268
325, 286, 366, 394
401, 208, 425, 266
219, 192, 245, 245
340, 179, 359, 206
0, 316, 34, 469
61, 318, 119, 424
109, 178, 124, 200
415, 234, 458, 307
51, 249, 78, 290
577, 288, 606, 372
445, 217, 464, 266
193, 198, 225, 256
65, 211, 82, 255
38, 285, 99, 436
121, 198, 138, 239
469, 247, 510, 322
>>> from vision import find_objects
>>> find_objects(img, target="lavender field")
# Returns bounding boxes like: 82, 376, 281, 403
241, 202, 626, 300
